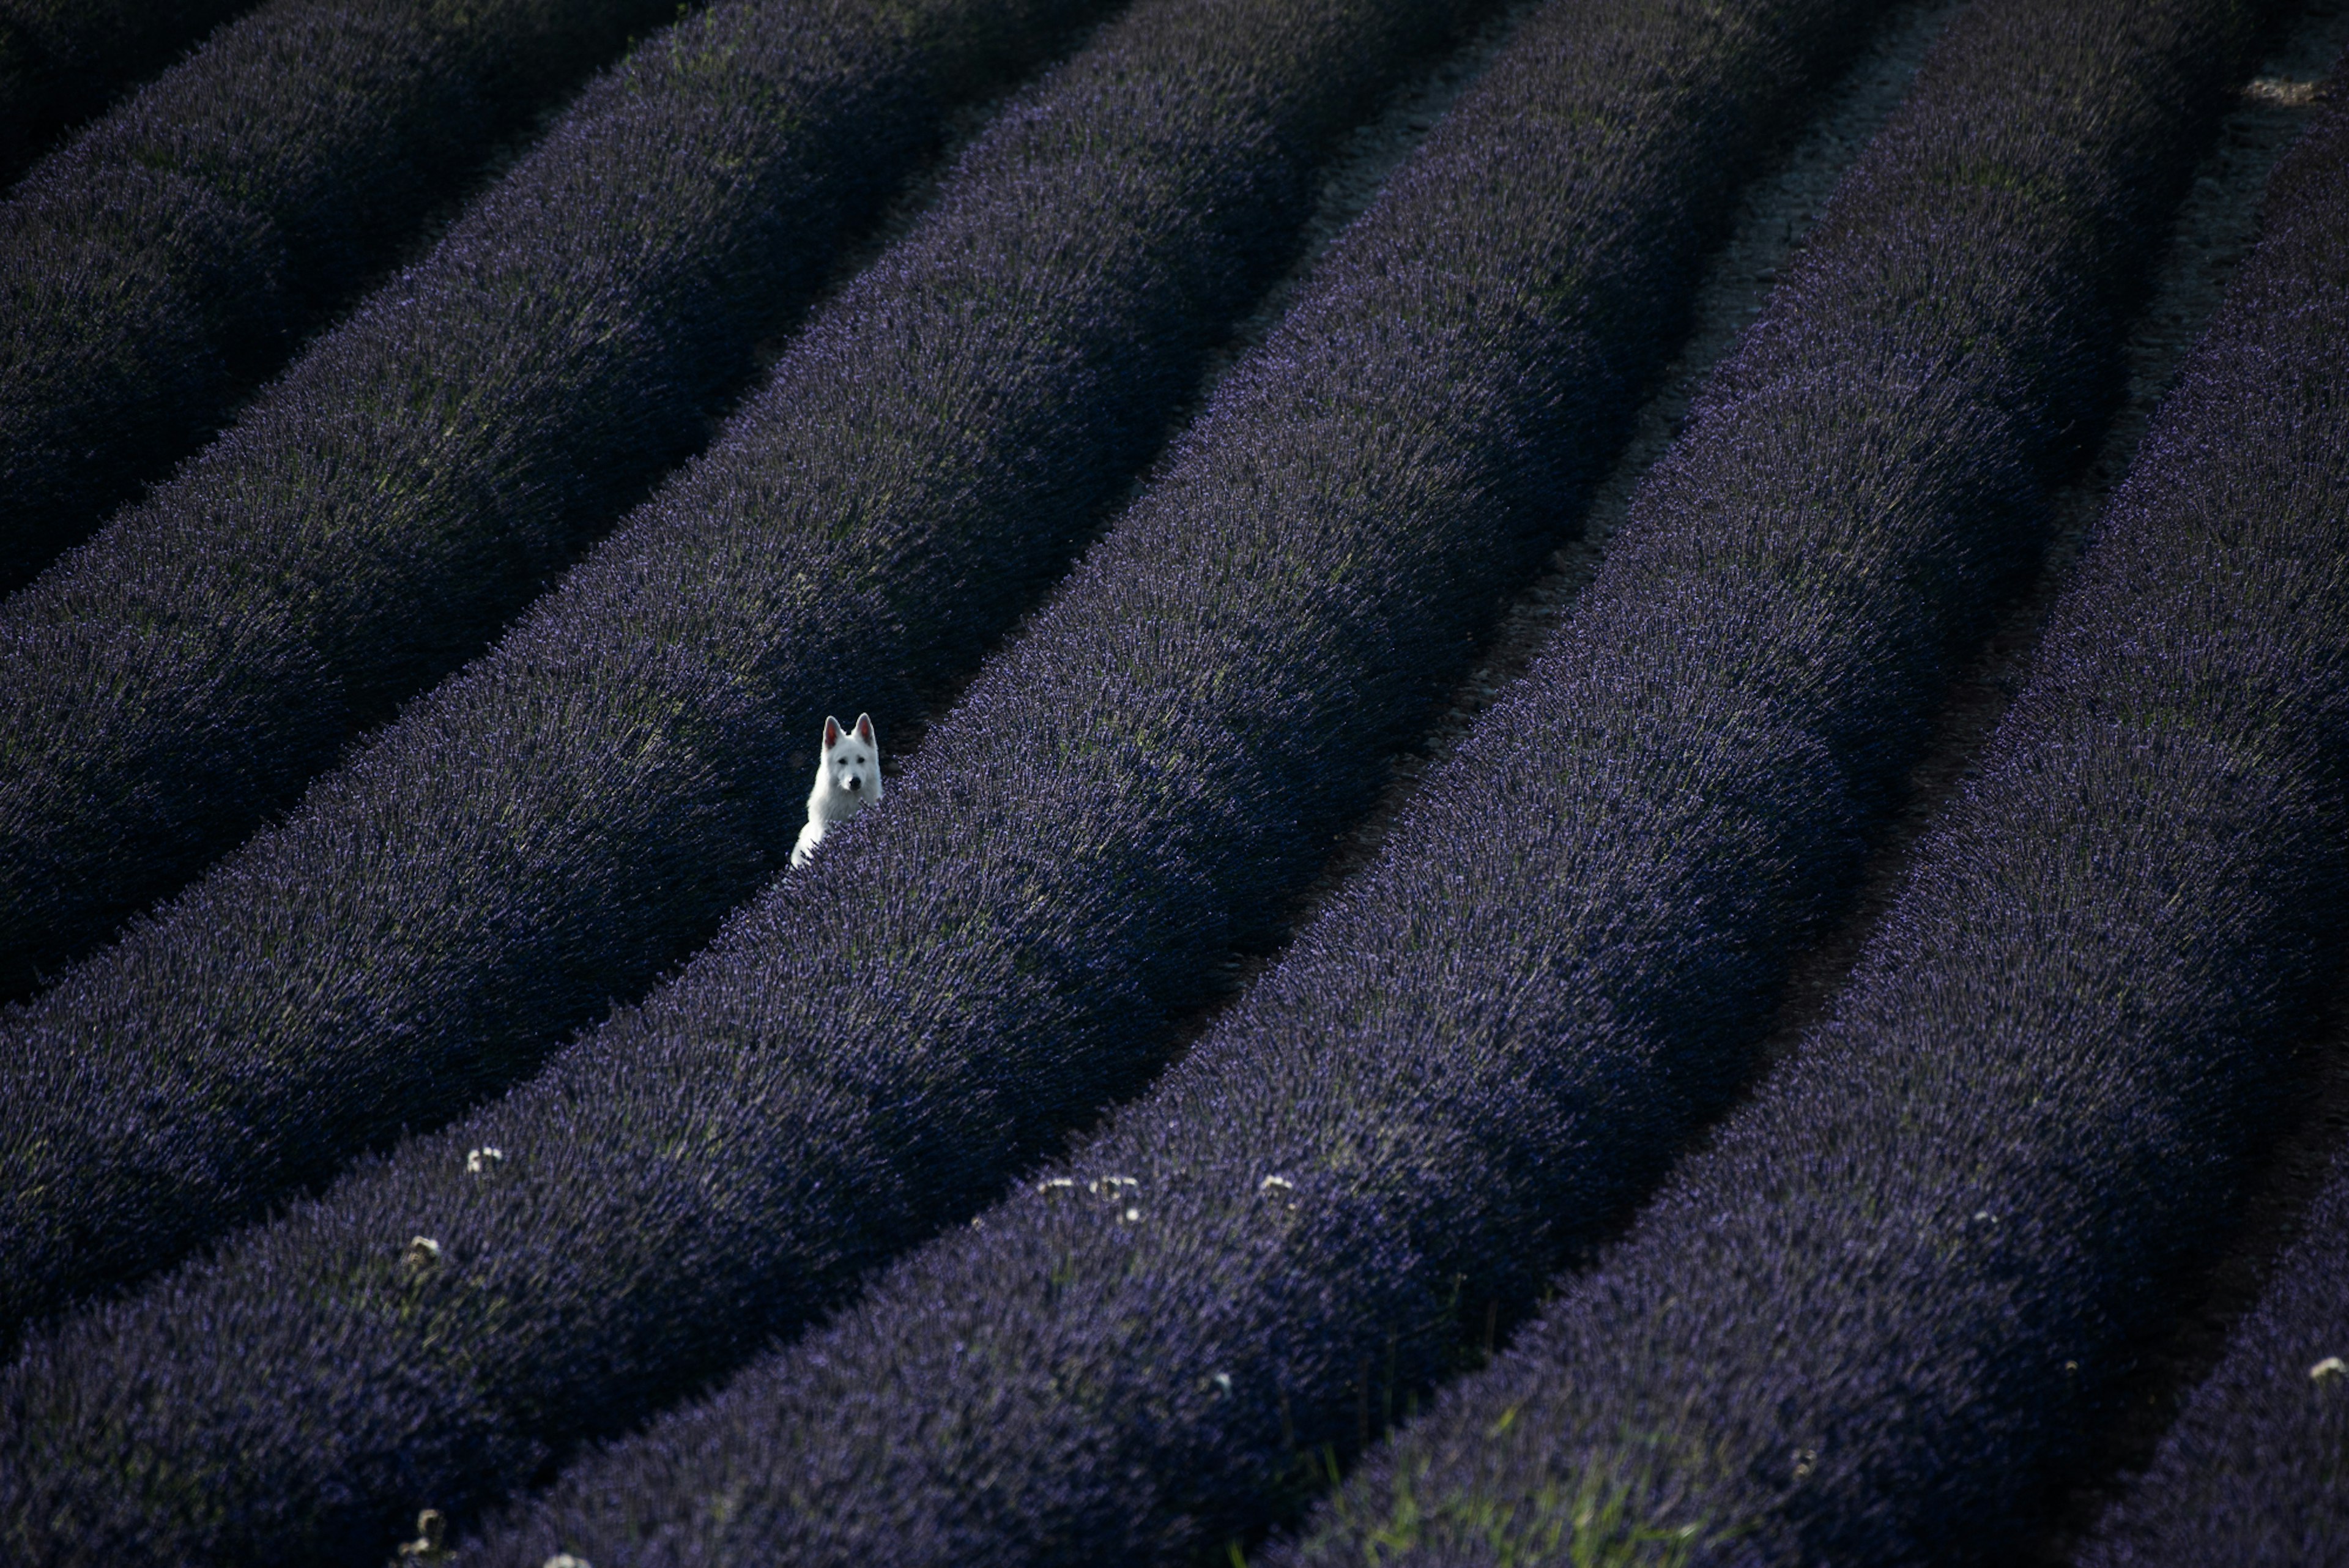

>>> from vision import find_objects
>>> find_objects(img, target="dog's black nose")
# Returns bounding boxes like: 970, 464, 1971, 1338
845, 777, 860, 791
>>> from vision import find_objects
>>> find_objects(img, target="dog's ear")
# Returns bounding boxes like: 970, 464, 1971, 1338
822, 716, 843, 749
853, 713, 875, 747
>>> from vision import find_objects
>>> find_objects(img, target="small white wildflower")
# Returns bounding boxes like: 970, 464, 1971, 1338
2064, 1361, 2079, 1374
1258, 1175, 1294, 1193
397, 1509, 447, 1561
1792, 1448, 1819, 1480
1088, 1174, 1140, 1198
2311, 1356, 2345, 1384
1036, 1177, 1077, 1195
466, 1146, 505, 1176
1121, 1206, 1143, 1224
1213, 1372, 1233, 1394
1972, 1211, 1996, 1225
403, 1236, 442, 1273
970, 1216, 985, 1230
544, 1556, 593, 1568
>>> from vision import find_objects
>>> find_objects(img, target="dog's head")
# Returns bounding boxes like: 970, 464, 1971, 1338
820, 713, 880, 800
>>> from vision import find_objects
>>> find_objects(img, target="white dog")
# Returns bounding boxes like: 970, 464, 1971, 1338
792, 713, 880, 868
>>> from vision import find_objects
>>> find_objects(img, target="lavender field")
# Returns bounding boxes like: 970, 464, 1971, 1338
1, 0, 2345, 1562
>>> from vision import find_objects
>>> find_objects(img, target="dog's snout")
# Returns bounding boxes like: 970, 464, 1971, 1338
845, 775, 861, 792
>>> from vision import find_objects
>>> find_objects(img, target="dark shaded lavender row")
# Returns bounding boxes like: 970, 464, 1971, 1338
458, 2, 2287, 1566
411, 0, 1987, 1562
2066, 73, 2349, 1568
10, 0, 1872, 1559
0, 0, 1101, 998
0, 0, 684, 595
0, 0, 1481, 1526
0, 0, 256, 190
2078, 1153, 2349, 1566
1285, 39, 2349, 1568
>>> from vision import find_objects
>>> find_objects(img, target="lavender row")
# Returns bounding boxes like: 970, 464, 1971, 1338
2079, 1154, 2349, 1565
458, 1, 2286, 1564
3, 0, 1875, 1558
0, 0, 1473, 1443
0, 0, 256, 189
0, 0, 1103, 999
407, 0, 2030, 1561
0, 0, 684, 595
1286, 41, 2349, 1568
2068, 77, 2349, 1568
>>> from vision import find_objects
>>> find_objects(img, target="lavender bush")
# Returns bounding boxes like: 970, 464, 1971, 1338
0, 0, 257, 188
2063, 76, 2349, 1568
0, 0, 1104, 997
0, 0, 686, 594
442, 2, 2288, 1564
5, 0, 1890, 1555
1283, 45, 2349, 1568
2076, 1147, 2349, 1567
0, 0, 1483, 1507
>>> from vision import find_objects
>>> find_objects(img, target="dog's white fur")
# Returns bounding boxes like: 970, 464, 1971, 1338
791, 713, 880, 868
